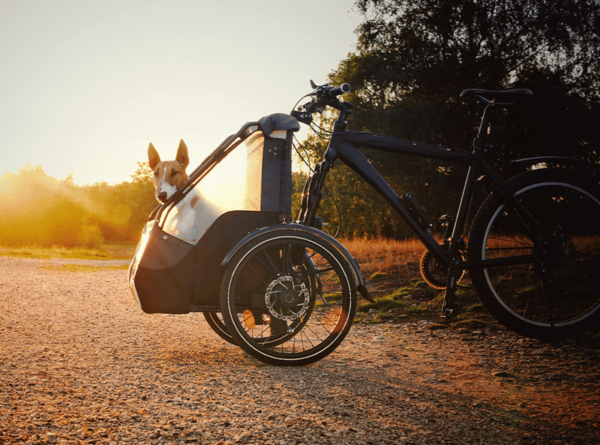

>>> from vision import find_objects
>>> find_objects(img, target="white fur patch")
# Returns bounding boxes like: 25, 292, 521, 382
162, 188, 220, 245
158, 165, 177, 199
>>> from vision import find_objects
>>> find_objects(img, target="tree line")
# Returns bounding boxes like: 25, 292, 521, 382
0, 163, 157, 249
299, 0, 600, 239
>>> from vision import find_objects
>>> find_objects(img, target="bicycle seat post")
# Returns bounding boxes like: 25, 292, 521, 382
472, 102, 494, 153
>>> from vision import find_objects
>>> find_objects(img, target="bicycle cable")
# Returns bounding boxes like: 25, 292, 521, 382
290, 94, 314, 115
311, 121, 333, 134
309, 124, 332, 141
293, 135, 312, 170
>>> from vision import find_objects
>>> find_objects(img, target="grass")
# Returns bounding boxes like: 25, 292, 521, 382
104, 242, 138, 259
0, 245, 110, 260
342, 237, 424, 273
409, 278, 428, 288
344, 237, 494, 327
388, 287, 412, 300
0, 242, 137, 260
342, 237, 426, 298
358, 295, 405, 313
369, 271, 388, 281
41, 264, 130, 272
323, 292, 343, 302
315, 292, 344, 307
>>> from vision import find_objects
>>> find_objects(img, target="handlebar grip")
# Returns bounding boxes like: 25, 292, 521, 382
328, 83, 352, 97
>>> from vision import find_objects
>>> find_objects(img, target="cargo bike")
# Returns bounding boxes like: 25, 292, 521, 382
129, 112, 370, 366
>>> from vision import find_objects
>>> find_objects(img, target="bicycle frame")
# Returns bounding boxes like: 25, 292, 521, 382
299, 103, 552, 314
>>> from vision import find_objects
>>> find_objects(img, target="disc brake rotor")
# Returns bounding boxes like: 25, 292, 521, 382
265, 276, 310, 321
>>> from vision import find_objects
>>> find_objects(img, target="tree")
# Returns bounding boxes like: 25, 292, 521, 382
306, 0, 600, 238
86, 162, 157, 243
0, 166, 104, 248
334, 0, 599, 145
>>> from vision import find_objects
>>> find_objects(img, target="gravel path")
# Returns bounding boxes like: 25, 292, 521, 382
1, 257, 599, 445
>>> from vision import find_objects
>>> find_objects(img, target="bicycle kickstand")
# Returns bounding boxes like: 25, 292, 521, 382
441, 261, 461, 318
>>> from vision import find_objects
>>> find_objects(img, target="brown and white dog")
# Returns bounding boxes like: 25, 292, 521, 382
148, 140, 218, 244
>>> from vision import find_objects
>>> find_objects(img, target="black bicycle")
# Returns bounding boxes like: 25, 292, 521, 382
130, 81, 600, 367
291, 81, 600, 345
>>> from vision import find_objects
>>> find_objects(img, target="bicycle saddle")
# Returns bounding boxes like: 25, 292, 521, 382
460, 88, 533, 103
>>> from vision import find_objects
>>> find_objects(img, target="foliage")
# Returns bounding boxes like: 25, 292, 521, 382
0, 165, 104, 248
0, 162, 156, 249
86, 162, 157, 242
302, 0, 600, 238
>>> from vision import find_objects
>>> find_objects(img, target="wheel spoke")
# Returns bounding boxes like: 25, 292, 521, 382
221, 233, 356, 365
471, 172, 600, 335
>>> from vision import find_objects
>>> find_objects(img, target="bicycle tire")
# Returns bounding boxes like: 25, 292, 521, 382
468, 169, 600, 340
220, 228, 357, 366
203, 312, 236, 345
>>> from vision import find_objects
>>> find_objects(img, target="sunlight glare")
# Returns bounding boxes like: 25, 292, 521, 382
197, 132, 263, 213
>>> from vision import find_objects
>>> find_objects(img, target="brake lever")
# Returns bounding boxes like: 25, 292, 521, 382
291, 110, 313, 125
291, 103, 314, 125
308, 80, 330, 96
291, 81, 331, 125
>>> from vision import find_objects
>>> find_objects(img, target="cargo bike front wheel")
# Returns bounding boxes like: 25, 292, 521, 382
220, 229, 358, 366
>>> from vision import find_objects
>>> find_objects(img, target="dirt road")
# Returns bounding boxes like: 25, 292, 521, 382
0, 257, 598, 444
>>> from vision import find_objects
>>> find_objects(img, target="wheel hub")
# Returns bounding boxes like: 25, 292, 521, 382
265, 276, 310, 321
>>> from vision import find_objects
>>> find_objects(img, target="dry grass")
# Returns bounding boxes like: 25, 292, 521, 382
343, 237, 483, 323
41, 264, 130, 272
0, 245, 109, 260
341, 237, 426, 294
103, 242, 137, 259
0, 242, 137, 260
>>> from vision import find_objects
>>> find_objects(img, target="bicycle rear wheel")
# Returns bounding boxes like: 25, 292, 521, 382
220, 229, 357, 366
468, 169, 600, 340
203, 312, 236, 345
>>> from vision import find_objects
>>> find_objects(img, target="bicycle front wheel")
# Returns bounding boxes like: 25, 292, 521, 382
468, 169, 600, 340
220, 229, 357, 366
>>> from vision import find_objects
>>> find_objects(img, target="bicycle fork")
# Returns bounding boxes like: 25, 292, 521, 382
299, 160, 332, 228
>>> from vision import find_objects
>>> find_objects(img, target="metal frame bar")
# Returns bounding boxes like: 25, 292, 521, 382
302, 104, 553, 272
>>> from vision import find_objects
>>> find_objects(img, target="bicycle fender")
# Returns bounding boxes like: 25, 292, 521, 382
509, 156, 600, 173
220, 224, 374, 303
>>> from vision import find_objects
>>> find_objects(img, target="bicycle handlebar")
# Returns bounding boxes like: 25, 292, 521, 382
292, 81, 353, 124
328, 83, 352, 98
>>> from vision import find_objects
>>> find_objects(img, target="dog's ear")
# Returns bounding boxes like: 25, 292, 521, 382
176, 139, 189, 168
148, 143, 161, 171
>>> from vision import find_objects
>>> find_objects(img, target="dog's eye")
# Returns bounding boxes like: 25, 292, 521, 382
154, 171, 159, 176
171, 171, 179, 176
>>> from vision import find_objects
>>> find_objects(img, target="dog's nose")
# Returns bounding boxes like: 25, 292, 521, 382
157, 192, 168, 202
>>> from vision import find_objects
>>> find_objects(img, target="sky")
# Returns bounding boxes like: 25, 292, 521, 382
0, 0, 363, 185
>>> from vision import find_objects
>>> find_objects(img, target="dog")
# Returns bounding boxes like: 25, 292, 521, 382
148, 140, 219, 244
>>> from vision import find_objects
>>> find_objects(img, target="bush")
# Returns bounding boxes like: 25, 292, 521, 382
0, 166, 104, 249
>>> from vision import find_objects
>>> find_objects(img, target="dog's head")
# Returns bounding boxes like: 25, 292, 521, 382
148, 140, 190, 203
